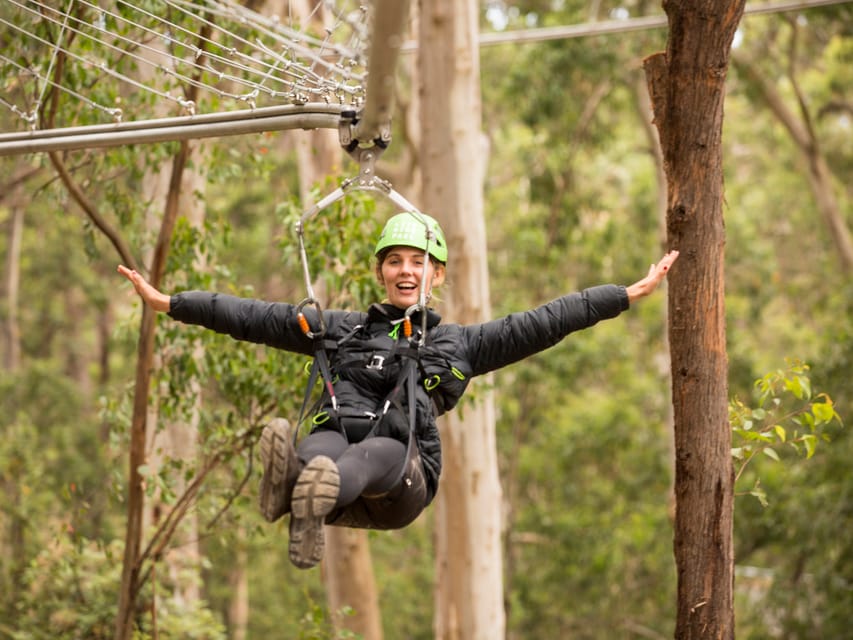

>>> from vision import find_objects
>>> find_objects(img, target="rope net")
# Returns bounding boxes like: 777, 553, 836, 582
0, 0, 373, 152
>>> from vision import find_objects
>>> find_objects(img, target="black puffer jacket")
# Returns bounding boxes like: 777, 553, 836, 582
168, 284, 629, 503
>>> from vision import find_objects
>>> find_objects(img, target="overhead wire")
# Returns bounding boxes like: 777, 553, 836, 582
471, 0, 852, 48
1, 6, 195, 121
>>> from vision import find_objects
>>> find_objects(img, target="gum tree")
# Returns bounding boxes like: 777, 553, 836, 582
643, 1, 746, 637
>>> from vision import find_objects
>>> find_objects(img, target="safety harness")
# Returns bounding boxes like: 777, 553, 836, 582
293, 306, 426, 485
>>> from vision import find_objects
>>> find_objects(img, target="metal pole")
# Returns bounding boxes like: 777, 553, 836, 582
0, 104, 344, 156
351, 0, 410, 146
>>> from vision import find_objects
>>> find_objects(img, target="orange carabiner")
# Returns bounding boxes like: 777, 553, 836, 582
295, 298, 326, 339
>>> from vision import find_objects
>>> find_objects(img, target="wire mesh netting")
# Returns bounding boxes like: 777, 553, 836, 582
0, 0, 374, 153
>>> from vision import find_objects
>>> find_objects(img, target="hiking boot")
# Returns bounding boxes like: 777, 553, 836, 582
258, 418, 301, 523
288, 455, 340, 570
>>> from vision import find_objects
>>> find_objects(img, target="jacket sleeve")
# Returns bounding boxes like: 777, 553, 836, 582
461, 284, 629, 376
167, 291, 315, 355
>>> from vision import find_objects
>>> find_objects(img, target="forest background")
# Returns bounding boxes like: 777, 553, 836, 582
1, 1, 851, 639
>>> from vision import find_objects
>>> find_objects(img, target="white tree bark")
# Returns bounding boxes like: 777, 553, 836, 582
2, 181, 24, 372
418, 1, 505, 638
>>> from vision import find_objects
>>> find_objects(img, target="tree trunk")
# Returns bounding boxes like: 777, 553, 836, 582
1, 183, 25, 597
323, 527, 383, 638
115, 140, 190, 640
418, 1, 504, 638
142, 152, 207, 610
642, 1, 744, 638
2, 182, 24, 372
226, 532, 249, 640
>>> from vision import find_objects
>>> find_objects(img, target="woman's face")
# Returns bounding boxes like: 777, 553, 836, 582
378, 246, 446, 309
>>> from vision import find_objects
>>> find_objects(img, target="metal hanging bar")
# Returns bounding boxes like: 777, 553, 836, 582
349, 0, 411, 148
0, 104, 346, 156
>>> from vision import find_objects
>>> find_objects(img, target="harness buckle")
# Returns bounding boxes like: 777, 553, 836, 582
367, 355, 385, 370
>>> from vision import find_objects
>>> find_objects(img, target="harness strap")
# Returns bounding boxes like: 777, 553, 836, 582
296, 317, 428, 487
363, 344, 422, 485
295, 336, 347, 443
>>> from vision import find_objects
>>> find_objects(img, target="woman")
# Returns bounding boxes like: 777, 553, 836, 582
118, 211, 678, 569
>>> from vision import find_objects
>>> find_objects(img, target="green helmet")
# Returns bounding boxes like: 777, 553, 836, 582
374, 212, 448, 263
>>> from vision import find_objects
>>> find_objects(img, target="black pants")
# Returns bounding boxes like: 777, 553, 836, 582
296, 430, 429, 530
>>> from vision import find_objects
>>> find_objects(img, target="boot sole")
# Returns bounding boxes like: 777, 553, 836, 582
258, 418, 296, 523
289, 455, 340, 569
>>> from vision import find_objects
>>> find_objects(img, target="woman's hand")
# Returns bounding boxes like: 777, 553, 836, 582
117, 265, 171, 312
625, 250, 679, 303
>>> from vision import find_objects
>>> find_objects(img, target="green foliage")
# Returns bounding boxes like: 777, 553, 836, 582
277, 186, 384, 310
10, 538, 123, 640
292, 598, 362, 640
731, 360, 843, 506
10, 537, 227, 640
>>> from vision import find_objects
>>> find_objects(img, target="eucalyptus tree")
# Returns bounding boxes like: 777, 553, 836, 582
420, 1, 505, 638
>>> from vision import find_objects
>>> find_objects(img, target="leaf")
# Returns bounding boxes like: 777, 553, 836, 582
784, 378, 803, 399
799, 375, 813, 399
802, 434, 817, 459
785, 375, 812, 400
812, 401, 835, 424
749, 483, 769, 508
773, 424, 786, 442
762, 447, 780, 462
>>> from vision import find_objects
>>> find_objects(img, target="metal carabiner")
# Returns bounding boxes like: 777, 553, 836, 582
403, 302, 428, 346
296, 297, 326, 339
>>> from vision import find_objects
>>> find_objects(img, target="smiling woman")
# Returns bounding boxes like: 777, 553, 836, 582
374, 212, 448, 308
118, 210, 677, 570
377, 246, 446, 308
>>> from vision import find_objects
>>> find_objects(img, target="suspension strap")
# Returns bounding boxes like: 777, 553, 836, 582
294, 299, 346, 442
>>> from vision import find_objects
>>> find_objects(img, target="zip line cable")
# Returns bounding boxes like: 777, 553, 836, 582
472, 0, 851, 48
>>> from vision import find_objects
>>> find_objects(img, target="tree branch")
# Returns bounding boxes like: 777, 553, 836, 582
41, 23, 139, 271
47, 152, 140, 270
